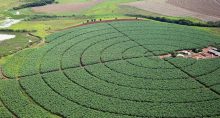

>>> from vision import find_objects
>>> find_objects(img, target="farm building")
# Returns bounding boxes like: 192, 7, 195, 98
208, 49, 220, 56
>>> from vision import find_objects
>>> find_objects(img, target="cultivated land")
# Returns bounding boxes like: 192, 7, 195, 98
124, 0, 220, 21
1, 20, 220, 117
32, 0, 103, 13
1, 0, 220, 117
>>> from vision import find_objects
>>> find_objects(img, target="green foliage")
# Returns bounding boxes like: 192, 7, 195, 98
0, 101, 13, 118
13, 0, 55, 10
0, 80, 52, 117
0, 32, 40, 58
126, 14, 220, 27
1, 20, 220, 117
192, 48, 202, 53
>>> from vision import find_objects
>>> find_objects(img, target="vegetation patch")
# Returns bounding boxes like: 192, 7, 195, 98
1, 20, 220, 117
13, 0, 56, 10
0, 31, 41, 58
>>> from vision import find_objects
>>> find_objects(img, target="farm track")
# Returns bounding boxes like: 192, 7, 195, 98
1, 20, 220, 117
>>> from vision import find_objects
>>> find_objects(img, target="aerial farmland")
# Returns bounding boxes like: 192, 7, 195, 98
0, 0, 220, 118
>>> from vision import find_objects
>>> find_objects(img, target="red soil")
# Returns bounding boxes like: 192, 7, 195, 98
32, 0, 103, 13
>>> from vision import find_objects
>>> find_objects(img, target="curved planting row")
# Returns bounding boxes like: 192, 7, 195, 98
1, 20, 220, 117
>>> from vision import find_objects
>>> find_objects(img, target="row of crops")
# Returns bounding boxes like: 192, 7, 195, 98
1, 20, 220, 117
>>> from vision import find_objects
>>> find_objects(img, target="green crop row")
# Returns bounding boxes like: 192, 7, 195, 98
63, 68, 218, 103
20, 75, 131, 118
20, 71, 220, 117
1, 20, 220, 117
0, 101, 13, 118
2, 49, 34, 79
0, 80, 53, 117
198, 68, 220, 87
42, 29, 120, 72
176, 58, 220, 77
45, 23, 112, 43
104, 60, 189, 79
85, 63, 203, 90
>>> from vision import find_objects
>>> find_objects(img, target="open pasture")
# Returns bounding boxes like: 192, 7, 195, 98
1, 20, 220, 117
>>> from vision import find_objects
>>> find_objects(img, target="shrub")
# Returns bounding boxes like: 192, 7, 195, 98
13, 0, 55, 10
192, 48, 202, 53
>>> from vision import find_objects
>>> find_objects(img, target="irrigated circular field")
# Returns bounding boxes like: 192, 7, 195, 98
1, 20, 220, 118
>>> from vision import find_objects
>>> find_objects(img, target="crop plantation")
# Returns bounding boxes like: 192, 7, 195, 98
1, 20, 220, 117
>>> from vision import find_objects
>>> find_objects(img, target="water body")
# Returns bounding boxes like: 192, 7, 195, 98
0, 34, 16, 42
0, 18, 21, 28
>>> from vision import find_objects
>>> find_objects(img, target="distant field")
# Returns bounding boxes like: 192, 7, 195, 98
124, 0, 220, 21
32, 0, 103, 13
167, 0, 220, 18
1, 20, 220, 117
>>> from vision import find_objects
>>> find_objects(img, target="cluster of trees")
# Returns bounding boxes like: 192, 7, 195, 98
126, 14, 220, 27
0, 29, 36, 32
13, 0, 56, 10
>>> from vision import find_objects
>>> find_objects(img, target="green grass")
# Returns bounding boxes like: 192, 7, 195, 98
84, 0, 138, 18
0, 31, 40, 58
1, 20, 220, 117
10, 19, 85, 38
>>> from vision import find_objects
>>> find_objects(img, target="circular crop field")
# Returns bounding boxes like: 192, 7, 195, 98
1, 20, 220, 118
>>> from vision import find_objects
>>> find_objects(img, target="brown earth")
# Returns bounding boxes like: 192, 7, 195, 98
123, 0, 220, 21
32, 0, 103, 13
167, 0, 220, 18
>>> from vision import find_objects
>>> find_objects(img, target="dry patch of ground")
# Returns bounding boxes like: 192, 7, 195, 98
123, 0, 220, 21
32, 0, 103, 13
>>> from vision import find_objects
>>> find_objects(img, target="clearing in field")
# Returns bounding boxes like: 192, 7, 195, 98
1, 20, 220, 117
32, 0, 103, 13
123, 0, 220, 21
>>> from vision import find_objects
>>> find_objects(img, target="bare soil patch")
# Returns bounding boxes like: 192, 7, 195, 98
167, 0, 220, 19
32, 0, 103, 13
123, 0, 220, 21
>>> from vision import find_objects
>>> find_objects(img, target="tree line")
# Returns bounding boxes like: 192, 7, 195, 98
13, 0, 56, 10
126, 14, 220, 27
